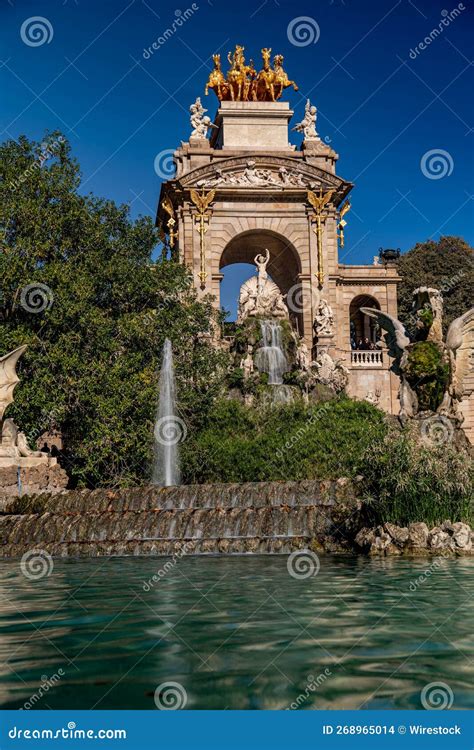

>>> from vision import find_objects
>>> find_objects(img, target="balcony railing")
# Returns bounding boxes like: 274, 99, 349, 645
350, 350, 383, 366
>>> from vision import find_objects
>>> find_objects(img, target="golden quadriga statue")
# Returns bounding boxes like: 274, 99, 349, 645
205, 45, 298, 102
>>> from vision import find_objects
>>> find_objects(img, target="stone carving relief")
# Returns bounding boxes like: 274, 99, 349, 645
313, 299, 334, 337
195, 161, 317, 189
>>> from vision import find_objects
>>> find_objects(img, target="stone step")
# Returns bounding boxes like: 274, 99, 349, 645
0, 536, 315, 558
1, 479, 353, 514
0, 506, 332, 546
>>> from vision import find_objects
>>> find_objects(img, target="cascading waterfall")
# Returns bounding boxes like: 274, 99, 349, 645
254, 320, 288, 385
152, 339, 181, 487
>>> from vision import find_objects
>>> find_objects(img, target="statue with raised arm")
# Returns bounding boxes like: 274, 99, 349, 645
292, 99, 318, 140
361, 288, 474, 426
254, 248, 270, 294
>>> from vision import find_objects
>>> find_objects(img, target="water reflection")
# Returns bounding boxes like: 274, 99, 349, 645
0, 555, 472, 709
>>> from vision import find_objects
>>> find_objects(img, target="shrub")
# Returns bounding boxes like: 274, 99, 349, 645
181, 397, 387, 484
362, 427, 474, 526
405, 342, 450, 411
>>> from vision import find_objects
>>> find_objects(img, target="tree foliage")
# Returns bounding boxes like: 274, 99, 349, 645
397, 236, 474, 333
0, 133, 229, 487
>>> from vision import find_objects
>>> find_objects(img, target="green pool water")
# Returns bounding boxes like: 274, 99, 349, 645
0, 555, 472, 710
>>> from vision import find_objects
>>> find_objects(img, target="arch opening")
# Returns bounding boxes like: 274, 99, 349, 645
218, 229, 302, 326
349, 295, 381, 350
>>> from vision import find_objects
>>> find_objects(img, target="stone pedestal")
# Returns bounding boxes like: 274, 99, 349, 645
0, 458, 68, 497
210, 101, 294, 150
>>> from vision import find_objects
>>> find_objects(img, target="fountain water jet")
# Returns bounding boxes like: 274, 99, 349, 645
254, 320, 288, 385
152, 339, 181, 487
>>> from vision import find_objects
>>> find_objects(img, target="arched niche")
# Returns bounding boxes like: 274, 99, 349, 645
349, 294, 381, 349
219, 229, 303, 330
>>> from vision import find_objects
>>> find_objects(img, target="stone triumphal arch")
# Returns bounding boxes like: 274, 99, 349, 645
156, 47, 402, 415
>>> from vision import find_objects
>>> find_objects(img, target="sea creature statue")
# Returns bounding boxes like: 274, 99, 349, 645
205, 45, 298, 102
361, 288, 474, 425
0, 345, 49, 464
0, 419, 47, 461
292, 99, 318, 140
0, 346, 27, 421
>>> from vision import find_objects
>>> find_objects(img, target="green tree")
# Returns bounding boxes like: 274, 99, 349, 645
397, 236, 474, 333
0, 133, 229, 487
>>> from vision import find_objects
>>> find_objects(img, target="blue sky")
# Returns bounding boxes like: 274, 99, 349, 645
1, 0, 473, 317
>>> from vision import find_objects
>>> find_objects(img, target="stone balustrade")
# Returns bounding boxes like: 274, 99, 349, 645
350, 350, 383, 366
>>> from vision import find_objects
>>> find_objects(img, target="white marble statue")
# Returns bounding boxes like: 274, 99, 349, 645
296, 340, 310, 371
0, 419, 47, 461
189, 97, 217, 139
254, 248, 270, 293
313, 350, 349, 392
196, 163, 312, 189
237, 251, 289, 323
292, 99, 319, 141
240, 348, 254, 379
313, 299, 334, 337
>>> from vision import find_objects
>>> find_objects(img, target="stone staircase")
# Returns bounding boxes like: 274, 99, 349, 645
0, 480, 355, 557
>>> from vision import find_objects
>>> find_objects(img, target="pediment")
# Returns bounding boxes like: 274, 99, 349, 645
177, 155, 350, 200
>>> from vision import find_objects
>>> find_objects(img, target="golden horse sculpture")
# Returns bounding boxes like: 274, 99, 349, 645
205, 45, 298, 102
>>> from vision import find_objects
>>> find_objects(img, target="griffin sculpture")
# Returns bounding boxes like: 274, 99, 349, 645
361, 289, 474, 426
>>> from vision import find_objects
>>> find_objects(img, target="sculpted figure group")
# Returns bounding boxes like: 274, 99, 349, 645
205, 45, 298, 102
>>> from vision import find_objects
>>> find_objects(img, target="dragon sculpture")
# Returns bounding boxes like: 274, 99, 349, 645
361, 288, 474, 426
0, 345, 27, 422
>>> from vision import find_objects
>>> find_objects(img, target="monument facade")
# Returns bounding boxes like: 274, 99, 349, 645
156, 46, 471, 428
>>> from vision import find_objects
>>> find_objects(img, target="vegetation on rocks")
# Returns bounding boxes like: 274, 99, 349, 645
362, 426, 473, 527
404, 341, 451, 411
